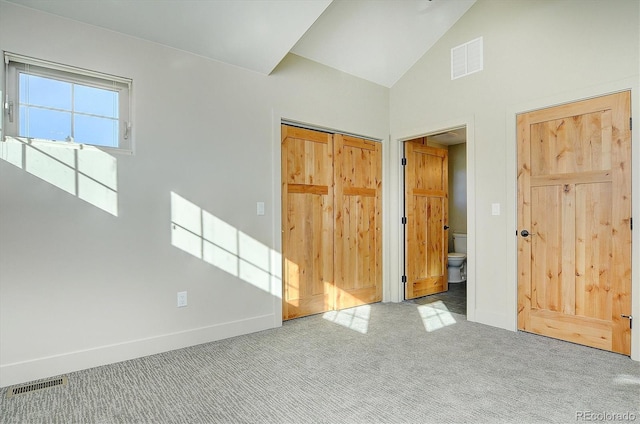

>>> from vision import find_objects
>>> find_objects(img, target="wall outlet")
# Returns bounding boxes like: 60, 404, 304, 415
177, 291, 187, 308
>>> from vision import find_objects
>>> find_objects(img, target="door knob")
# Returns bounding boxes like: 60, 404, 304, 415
444, 225, 450, 230
520, 229, 535, 237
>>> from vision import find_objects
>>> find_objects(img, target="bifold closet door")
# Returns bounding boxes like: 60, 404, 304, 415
334, 134, 382, 310
282, 125, 334, 320
282, 125, 382, 320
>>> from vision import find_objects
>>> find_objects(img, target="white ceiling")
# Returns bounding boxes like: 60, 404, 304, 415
6, 0, 476, 88
429, 127, 466, 145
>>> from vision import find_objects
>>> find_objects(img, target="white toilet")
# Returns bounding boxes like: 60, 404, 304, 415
447, 233, 467, 283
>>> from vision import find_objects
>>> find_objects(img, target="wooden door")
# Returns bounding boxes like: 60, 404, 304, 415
334, 134, 382, 309
282, 125, 383, 320
517, 91, 632, 354
282, 125, 334, 320
405, 140, 449, 299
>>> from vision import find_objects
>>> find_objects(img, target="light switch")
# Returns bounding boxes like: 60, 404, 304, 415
491, 203, 501, 216
257, 202, 265, 216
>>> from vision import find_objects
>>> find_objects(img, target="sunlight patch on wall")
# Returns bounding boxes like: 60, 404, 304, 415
417, 301, 456, 332
170, 192, 281, 298
0, 136, 118, 216
323, 304, 371, 334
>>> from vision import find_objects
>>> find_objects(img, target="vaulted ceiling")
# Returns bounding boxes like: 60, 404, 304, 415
6, 0, 476, 88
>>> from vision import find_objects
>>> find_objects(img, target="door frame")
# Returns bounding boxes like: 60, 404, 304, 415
392, 117, 476, 320
507, 78, 640, 361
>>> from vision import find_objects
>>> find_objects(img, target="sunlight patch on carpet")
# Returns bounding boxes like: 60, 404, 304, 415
323, 305, 371, 334
614, 374, 640, 385
417, 301, 456, 332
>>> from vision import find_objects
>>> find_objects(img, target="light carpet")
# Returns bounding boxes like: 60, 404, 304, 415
1, 302, 639, 423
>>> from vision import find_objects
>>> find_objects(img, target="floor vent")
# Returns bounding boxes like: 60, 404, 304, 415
6, 376, 68, 398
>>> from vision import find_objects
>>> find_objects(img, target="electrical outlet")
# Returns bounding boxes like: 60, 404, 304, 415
177, 291, 187, 308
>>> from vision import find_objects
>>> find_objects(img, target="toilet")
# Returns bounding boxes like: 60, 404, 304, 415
447, 233, 467, 283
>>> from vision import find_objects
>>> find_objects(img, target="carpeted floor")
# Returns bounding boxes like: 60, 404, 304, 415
408, 282, 467, 315
1, 301, 639, 423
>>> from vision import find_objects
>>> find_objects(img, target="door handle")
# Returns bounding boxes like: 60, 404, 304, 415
444, 225, 450, 230
520, 229, 536, 237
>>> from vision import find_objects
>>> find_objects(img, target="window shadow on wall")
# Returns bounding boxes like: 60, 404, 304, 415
170, 192, 282, 299
0, 137, 118, 216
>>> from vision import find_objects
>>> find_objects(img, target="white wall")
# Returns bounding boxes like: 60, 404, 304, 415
0, 1, 389, 387
389, 0, 640, 359
447, 143, 467, 248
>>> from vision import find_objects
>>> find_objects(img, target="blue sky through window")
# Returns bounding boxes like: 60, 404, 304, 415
20, 74, 71, 109
19, 73, 119, 147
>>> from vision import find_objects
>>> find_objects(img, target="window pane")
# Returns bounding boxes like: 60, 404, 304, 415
74, 115, 118, 147
74, 84, 119, 118
19, 73, 72, 110
20, 106, 72, 141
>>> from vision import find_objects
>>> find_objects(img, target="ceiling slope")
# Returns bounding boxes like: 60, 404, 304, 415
292, 0, 475, 87
6, 0, 476, 87
5, 0, 332, 75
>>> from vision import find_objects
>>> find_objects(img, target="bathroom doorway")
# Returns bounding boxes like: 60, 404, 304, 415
402, 127, 467, 315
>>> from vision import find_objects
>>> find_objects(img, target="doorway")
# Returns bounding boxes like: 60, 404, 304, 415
403, 128, 468, 315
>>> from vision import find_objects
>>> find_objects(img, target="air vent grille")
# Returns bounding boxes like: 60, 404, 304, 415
6, 376, 68, 398
451, 37, 483, 80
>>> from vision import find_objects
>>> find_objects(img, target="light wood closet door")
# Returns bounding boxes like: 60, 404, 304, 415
282, 126, 334, 320
282, 125, 383, 320
405, 141, 449, 299
334, 134, 382, 309
517, 91, 632, 354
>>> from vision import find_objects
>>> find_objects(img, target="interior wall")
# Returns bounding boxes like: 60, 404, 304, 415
0, 1, 389, 387
389, 0, 640, 360
447, 143, 467, 250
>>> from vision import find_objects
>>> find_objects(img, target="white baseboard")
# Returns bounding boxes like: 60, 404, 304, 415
0, 313, 276, 388
473, 309, 515, 332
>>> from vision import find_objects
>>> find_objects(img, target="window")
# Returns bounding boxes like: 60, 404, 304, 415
3, 52, 132, 152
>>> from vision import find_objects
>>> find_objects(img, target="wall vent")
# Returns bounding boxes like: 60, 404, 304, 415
6, 376, 68, 398
451, 37, 483, 80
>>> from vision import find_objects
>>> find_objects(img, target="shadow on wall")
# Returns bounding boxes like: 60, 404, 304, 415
0, 137, 118, 216
170, 192, 282, 299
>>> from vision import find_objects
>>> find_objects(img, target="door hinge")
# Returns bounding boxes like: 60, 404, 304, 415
621, 314, 633, 329
402, 216, 407, 225
631, 217, 633, 230
630, 117, 632, 130
401, 157, 407, 166
402, 275, 407, 283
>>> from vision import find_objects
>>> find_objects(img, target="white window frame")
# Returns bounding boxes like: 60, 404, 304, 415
3, 52, 133, 154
